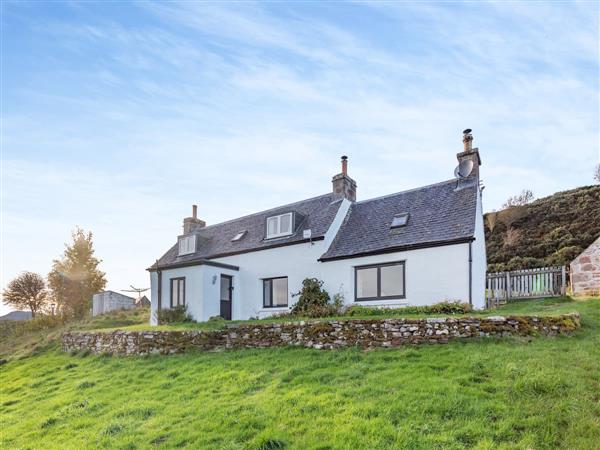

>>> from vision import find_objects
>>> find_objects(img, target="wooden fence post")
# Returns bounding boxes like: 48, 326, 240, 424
561, 266, 566, 296
506, 272, 512, 300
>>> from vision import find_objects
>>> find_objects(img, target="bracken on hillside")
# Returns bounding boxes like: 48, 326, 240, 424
485, 185, 600, 272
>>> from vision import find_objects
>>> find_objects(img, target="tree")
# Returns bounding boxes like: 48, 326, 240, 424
595, 164, 600, 184
2, 272, 47, 317
502, 189, 534, 209
47, 227, 107, 318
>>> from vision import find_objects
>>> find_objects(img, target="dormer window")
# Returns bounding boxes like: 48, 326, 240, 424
266, 212, 293, 239
178, 235, 196, 256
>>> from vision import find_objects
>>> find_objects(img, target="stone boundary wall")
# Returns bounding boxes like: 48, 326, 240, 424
62, 313, 580, 356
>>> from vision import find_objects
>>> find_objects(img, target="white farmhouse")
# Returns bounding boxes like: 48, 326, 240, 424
149, 130, 486, 324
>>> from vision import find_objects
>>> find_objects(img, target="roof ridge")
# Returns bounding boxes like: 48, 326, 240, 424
197, 192, 338, 231
355, 178, 459, 205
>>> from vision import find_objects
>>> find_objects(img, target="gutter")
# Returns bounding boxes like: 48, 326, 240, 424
318, 237, 475, 262
155, 260, 162, 312
148, 259, 240, 272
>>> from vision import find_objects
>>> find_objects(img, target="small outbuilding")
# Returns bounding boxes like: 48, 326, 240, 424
92, 291, 136, 316
570, 237, 600, 296
137, 295, 151, 307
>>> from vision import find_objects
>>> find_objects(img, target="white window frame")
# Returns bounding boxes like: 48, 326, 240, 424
266, 213, 293, 239
178, 235, 196, 256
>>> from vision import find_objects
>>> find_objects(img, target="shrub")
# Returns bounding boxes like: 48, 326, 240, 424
155, 305, 193, 324
345, 301, 471, 317
413, 301, 472, 315
208, 315, 226, 323
290, 278, 343, 318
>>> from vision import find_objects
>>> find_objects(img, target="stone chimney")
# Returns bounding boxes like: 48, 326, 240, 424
332, 155, 357, 202
456, 129, 481, 178
183, 204, 206, 234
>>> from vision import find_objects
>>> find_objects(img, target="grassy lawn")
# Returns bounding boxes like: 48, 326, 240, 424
1, 297, 599, 449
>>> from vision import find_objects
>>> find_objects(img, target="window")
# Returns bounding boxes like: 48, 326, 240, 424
170, 277, 185, 307
178, 235, 196, 255
391, 213, 409, 229
355, 262, 405, 301
263, 277, 288, 307
266, 213, 293, 239
231, 230, 247, 242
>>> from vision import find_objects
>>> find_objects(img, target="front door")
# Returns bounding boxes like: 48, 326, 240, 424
220, 275, 233, 320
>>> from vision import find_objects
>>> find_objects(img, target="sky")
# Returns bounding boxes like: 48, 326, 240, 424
1, 1, 599, 315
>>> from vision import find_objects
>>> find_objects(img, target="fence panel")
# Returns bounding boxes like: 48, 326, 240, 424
486, 266, 566, 308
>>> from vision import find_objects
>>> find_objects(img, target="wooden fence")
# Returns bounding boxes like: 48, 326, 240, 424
486, 266, 567, 308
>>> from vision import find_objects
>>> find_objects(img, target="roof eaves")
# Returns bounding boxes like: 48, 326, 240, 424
147, 259, 240, 272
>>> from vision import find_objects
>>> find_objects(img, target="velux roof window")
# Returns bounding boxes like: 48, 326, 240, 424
231, 230, 247, 242
391, 213, 409, 229
266, 212, 293, 239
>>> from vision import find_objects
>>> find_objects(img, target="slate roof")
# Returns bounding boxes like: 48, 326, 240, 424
153, 178, 479, 269
154, 193, 343, 269
319, 178, 478, 261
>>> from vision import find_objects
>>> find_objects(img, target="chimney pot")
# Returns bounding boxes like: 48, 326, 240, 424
462, 128, 473, 152
457, 128, 481, 178
183, 204, 205, 233
332, 156, 356, 201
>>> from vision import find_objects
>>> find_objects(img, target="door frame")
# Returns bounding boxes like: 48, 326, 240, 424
220, 274, 233, 320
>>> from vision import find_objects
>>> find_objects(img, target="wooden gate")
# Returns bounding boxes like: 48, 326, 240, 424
486, 266, 567, 308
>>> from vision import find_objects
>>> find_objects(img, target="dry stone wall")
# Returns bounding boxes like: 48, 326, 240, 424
62, 313, 580, 356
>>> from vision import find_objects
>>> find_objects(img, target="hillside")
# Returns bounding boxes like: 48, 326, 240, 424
485, 185, 600, 272
0, 311, 32, 321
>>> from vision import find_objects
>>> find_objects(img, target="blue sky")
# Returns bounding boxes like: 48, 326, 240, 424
1, 1, 598, 314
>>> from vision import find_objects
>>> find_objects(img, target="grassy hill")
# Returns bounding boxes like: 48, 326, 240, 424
1, 298, 599, 449
485, 185, 600, 272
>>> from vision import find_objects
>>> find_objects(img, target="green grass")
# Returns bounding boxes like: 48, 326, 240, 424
1, 297, 599, 449
0, 307, 151, 360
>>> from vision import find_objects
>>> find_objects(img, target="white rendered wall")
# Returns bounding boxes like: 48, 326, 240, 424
149, 265, 204, 324
471, 187, 488, 309
212, 241, 471, 318
200, 265, 239, 321
319, 243, 471, 308
150, 240, 473, 323
150, 271, 158, 325
212, 240, 328, 319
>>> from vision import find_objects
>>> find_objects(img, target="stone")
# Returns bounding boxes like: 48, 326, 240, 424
61, 313, 580, 356
487, 316, 506, 322
426, 318, 446, 323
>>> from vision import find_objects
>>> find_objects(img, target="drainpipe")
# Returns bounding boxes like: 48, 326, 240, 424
468, 242, 473, 306
156, 260, 162, 312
